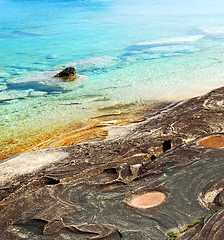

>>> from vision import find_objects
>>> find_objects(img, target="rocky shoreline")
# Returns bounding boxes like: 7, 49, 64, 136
0, 86, 224, 240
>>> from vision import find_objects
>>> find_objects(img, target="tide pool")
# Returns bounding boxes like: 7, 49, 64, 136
1, 0, 224, 158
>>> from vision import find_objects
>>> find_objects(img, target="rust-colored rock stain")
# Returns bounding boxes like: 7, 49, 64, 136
197, 135, 224, 148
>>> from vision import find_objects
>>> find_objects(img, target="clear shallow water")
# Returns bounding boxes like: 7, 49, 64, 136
1, 0, 224, 155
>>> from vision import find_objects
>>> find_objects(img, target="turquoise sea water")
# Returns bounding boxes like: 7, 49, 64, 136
1, 0, 224, 150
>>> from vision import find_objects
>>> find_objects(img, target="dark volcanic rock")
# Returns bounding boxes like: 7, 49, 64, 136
55, 66, 76, 80
177, 210, 224, 240
0, 86, 224, 239
176, 178, 224, 240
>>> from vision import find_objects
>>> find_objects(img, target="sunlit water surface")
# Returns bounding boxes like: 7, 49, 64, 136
1, 0, 224, 156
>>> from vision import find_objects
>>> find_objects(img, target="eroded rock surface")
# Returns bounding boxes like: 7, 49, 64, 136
0, 86, 224, 239
177, 209, 224, 240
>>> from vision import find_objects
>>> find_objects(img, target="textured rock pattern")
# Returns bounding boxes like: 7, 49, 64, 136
177, 209, 224, 240
0, 86, 224, 239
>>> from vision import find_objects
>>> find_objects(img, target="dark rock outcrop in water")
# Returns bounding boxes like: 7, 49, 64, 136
54, 66, 77, 81
0, 86, 224, 239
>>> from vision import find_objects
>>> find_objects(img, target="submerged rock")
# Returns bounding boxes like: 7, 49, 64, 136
54, 66, 77, 81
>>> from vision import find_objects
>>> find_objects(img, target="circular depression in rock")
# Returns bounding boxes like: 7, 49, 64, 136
127, 191, 166, 209
197, 135, 224, 148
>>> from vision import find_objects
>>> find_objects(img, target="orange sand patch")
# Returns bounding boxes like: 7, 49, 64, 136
127, 192, 166, 208
0, 122, 84, 160
30, 122, 109, 151
1, 101, 167, 160
197, 135, 224, 148
31, 118, 144, 150
0, 118, 141, 160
